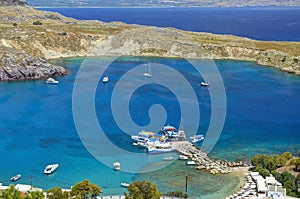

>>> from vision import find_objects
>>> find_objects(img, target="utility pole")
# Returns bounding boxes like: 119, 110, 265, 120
30, 175, 32, 190
185, 176, 188, 192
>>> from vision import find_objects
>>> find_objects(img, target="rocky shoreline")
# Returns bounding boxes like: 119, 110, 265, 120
0, 1, 299, 81
0, 53, 66, 81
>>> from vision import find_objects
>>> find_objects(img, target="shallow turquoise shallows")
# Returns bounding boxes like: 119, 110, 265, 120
0, 57, 299, 199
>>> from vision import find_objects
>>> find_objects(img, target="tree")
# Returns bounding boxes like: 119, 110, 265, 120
263, 156, 277, 171
47, 187, 70, 199
1, 185, 22, 199
273, 155, 287, 167
254, 166, 270, 178
251, 154, 267, 167
13, 23, 17, 27
292, 158, 300, 172
281, 152, 293, 161
271, 171, 281, 181
70, 180, 101, 199
124, 180, 161, 199
281, 171, 296, 183
24, 191, 44, 199
285, 180, 297, 196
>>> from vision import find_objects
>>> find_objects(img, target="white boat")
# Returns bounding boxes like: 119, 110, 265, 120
161, 125, 179, 139
178, 155, 188, 160
102, 75, 109, 83
142, 62, 152, 77
147, 142, 175, 154
113, 162, 120, 171
190, 135, 204, 143
44, 164, 59, 175
46, 78, 59, 84
186, 161, 196, 165
10, 174, 21, 182
163, 157, 175, 161
200, 81, 209, 87
131, 131, 154, 144
121, 182, 130, 187
131, 135, 149, 143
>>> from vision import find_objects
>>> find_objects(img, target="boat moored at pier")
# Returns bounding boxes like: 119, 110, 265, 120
190, 134, 204, 143
147, 142, 175, 154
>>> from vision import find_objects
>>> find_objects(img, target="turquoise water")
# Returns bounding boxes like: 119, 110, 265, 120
0, 57, 300, 198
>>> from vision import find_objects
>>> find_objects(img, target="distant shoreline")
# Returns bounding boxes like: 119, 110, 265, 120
35, 5, 300, 9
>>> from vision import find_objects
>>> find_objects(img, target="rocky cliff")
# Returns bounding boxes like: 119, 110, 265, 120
0, 0, 28, 6
0, 5, 299, 81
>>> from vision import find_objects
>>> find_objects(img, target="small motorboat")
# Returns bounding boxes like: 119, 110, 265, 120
46, 78, 59, 84
186, 161, 196, 165
190, 135, 205, 143
113, 162, 120, 171
10, 174, 21, 182
178, 155, 188, 160
120, 182, 130, 187
200, 81, 209, 87
102, 75, 109, 83
44, 164, 59, 175
163, 157, 175, 161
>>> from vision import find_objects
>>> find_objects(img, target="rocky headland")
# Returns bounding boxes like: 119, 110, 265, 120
0, 0, 300, 81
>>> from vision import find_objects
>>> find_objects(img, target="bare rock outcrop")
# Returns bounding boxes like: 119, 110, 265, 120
0, 53, 67, 81
0, 0, 28, 6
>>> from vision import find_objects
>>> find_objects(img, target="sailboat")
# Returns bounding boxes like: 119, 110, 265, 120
142, 62, 152, 77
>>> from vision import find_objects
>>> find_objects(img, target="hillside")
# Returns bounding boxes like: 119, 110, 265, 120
0, 4, 299, 81
1, 0, 28, 6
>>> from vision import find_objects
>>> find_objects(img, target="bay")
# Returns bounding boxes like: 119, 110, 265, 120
0, 56, 299, 198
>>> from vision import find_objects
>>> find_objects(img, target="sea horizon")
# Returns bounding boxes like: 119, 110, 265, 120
40, 6, 300, 41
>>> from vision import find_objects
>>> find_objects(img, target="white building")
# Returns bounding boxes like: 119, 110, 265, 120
249, 173, 286, 199
267, 185, 286, 199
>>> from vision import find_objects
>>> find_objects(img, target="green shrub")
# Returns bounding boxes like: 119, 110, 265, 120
13, 23, 17, 27
33, 21, 43, 25
165, 191, 188, 198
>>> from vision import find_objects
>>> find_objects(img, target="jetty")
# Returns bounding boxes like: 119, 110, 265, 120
172, 141, 233, 174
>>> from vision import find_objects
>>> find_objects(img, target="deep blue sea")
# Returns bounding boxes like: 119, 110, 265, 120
39, 7, 300, 41
0, 7, 300, 199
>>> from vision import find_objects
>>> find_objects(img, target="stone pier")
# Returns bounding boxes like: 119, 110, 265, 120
172, 141, 232, 174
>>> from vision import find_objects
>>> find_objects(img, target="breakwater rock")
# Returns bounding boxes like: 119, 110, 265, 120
0, 53, 66, 81
173, 141, 243, 175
